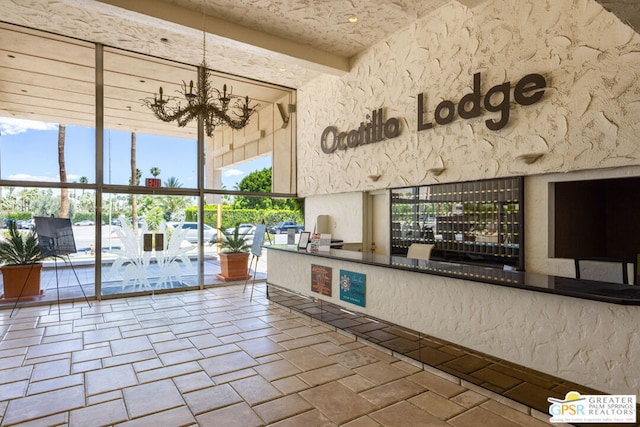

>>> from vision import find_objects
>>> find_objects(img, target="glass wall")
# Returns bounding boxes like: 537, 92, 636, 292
0, 23, 299, 308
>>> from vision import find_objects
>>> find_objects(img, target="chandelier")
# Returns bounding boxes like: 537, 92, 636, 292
143, 10, 257, 137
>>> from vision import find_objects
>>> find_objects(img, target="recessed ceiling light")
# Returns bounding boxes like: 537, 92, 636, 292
160, 37, 169, 43
7, 54, 15, 59
139, 79, 146, 83
279, 67, 286, 72
348, 16, 358, 23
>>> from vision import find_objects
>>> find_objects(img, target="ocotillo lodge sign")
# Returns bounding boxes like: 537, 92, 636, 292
320, 71, 547, 154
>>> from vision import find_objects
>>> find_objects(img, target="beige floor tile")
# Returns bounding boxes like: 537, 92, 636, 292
158, 347, 203, 365
0, 285, 553, 427
298, 363, 354, 386
310, 341, 348, 356
85, 364, 138, 395
122, 379, 184, 418
152, 337, 193, 354
409, 390, 467, 419
450, 389, 489, 408
3, 385, 84, 425
25, 338, 82, 359
481, 400, 552, 426
253, 393, 314, 424
7, 412, 69, 427
272, 375, 310, 394
198, 350, 257, 376
370, 401, 449, 426
69, 399, 128, 427
199, 342, 241, 357
28, 372, 83, 394
254, 358, 302, 381
299, 381, 376, 424
110, 336, 153, 355
195, 402, 263, 427
448, 406, 521, 427
72, 345, 111, 363
268, 408, 337, 427
86, 389, 122, 406
331, 349, 381, 368
136, 360, 202, 383
229, 374, 282, 405
115, 406, 196, 427
354, 361, 408, 385
360, 378, 425, 408
132, 358, 163, 373
236, 336, 286, 357
3, 327, 44, 340
339, 374, 377, 393
0, 379, 29, 401
83, 327, 122, 345
280, 346, 335, 371
342, 416, 382, 426
187, 332, 223, 349
173, 371, 215, 393
31, 358, 70, 381
102, 349, 157, 368
183, 383, 243, 415
212, 367, 257, 384
278, 334, 329, 350
0, 365, 33, 383
407, 370, 466, 398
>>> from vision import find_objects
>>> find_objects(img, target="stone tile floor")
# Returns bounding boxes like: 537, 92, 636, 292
0, 283, 561, 426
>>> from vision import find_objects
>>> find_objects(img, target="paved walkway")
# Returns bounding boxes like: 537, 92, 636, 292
0, 283, 557, 426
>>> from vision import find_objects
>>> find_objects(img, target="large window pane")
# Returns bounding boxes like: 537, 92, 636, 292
104, 130, 197, 187
101, 193, 202, 297
0, 186, 97, 307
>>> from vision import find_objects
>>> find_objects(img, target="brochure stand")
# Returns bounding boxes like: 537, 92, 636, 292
10, 217, 92, 320
243, 224, 266, 301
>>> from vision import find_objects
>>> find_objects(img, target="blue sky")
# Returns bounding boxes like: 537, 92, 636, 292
0, 117, 269, 189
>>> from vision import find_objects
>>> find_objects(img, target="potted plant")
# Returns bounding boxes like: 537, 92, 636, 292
0, 222, 44, 299
216, 224, 251, 282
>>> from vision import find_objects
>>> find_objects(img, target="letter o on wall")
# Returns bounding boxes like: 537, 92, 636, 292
321, 126, 338, 153
434, 100, 456, 125
384, 118, 400, 138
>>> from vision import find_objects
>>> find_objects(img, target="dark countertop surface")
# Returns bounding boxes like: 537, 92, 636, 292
266, 245, 640, 305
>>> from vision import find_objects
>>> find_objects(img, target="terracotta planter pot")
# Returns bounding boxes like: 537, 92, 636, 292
216, 252, 250, 282
1, 263, 43, 299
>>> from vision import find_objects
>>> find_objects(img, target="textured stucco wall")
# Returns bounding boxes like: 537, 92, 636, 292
268, 249, 640, 397
297, 0, 640, 197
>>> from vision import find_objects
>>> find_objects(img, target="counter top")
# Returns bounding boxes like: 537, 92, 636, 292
266, 245, 640, 305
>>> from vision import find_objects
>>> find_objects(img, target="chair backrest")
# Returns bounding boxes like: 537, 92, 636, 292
407, 243, 434, 261
574, 258, 631, 284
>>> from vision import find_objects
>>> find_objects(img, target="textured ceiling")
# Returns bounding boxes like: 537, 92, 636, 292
0, 0, 638, 134
1, 0, 638, 90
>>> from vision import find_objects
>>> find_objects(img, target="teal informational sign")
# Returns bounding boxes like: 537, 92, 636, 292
339, 270, 366, 307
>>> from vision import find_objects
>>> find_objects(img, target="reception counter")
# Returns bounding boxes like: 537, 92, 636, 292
266, 245, 640, 405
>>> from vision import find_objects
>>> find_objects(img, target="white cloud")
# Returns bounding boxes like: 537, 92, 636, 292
0, 117, 57, 136
224, 168, 244, 177
7, 173, 58, 182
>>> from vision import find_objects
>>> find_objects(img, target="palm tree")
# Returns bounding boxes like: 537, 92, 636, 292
58, 124, 69, 218
150, 167, 161, 178
79, 176, 88, 195
163, 176, 182, 188
131, 132, 138, 229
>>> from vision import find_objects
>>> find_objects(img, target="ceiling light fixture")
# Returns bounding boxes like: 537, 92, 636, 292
143, 4, 257, 137
348, 16, 358, 23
